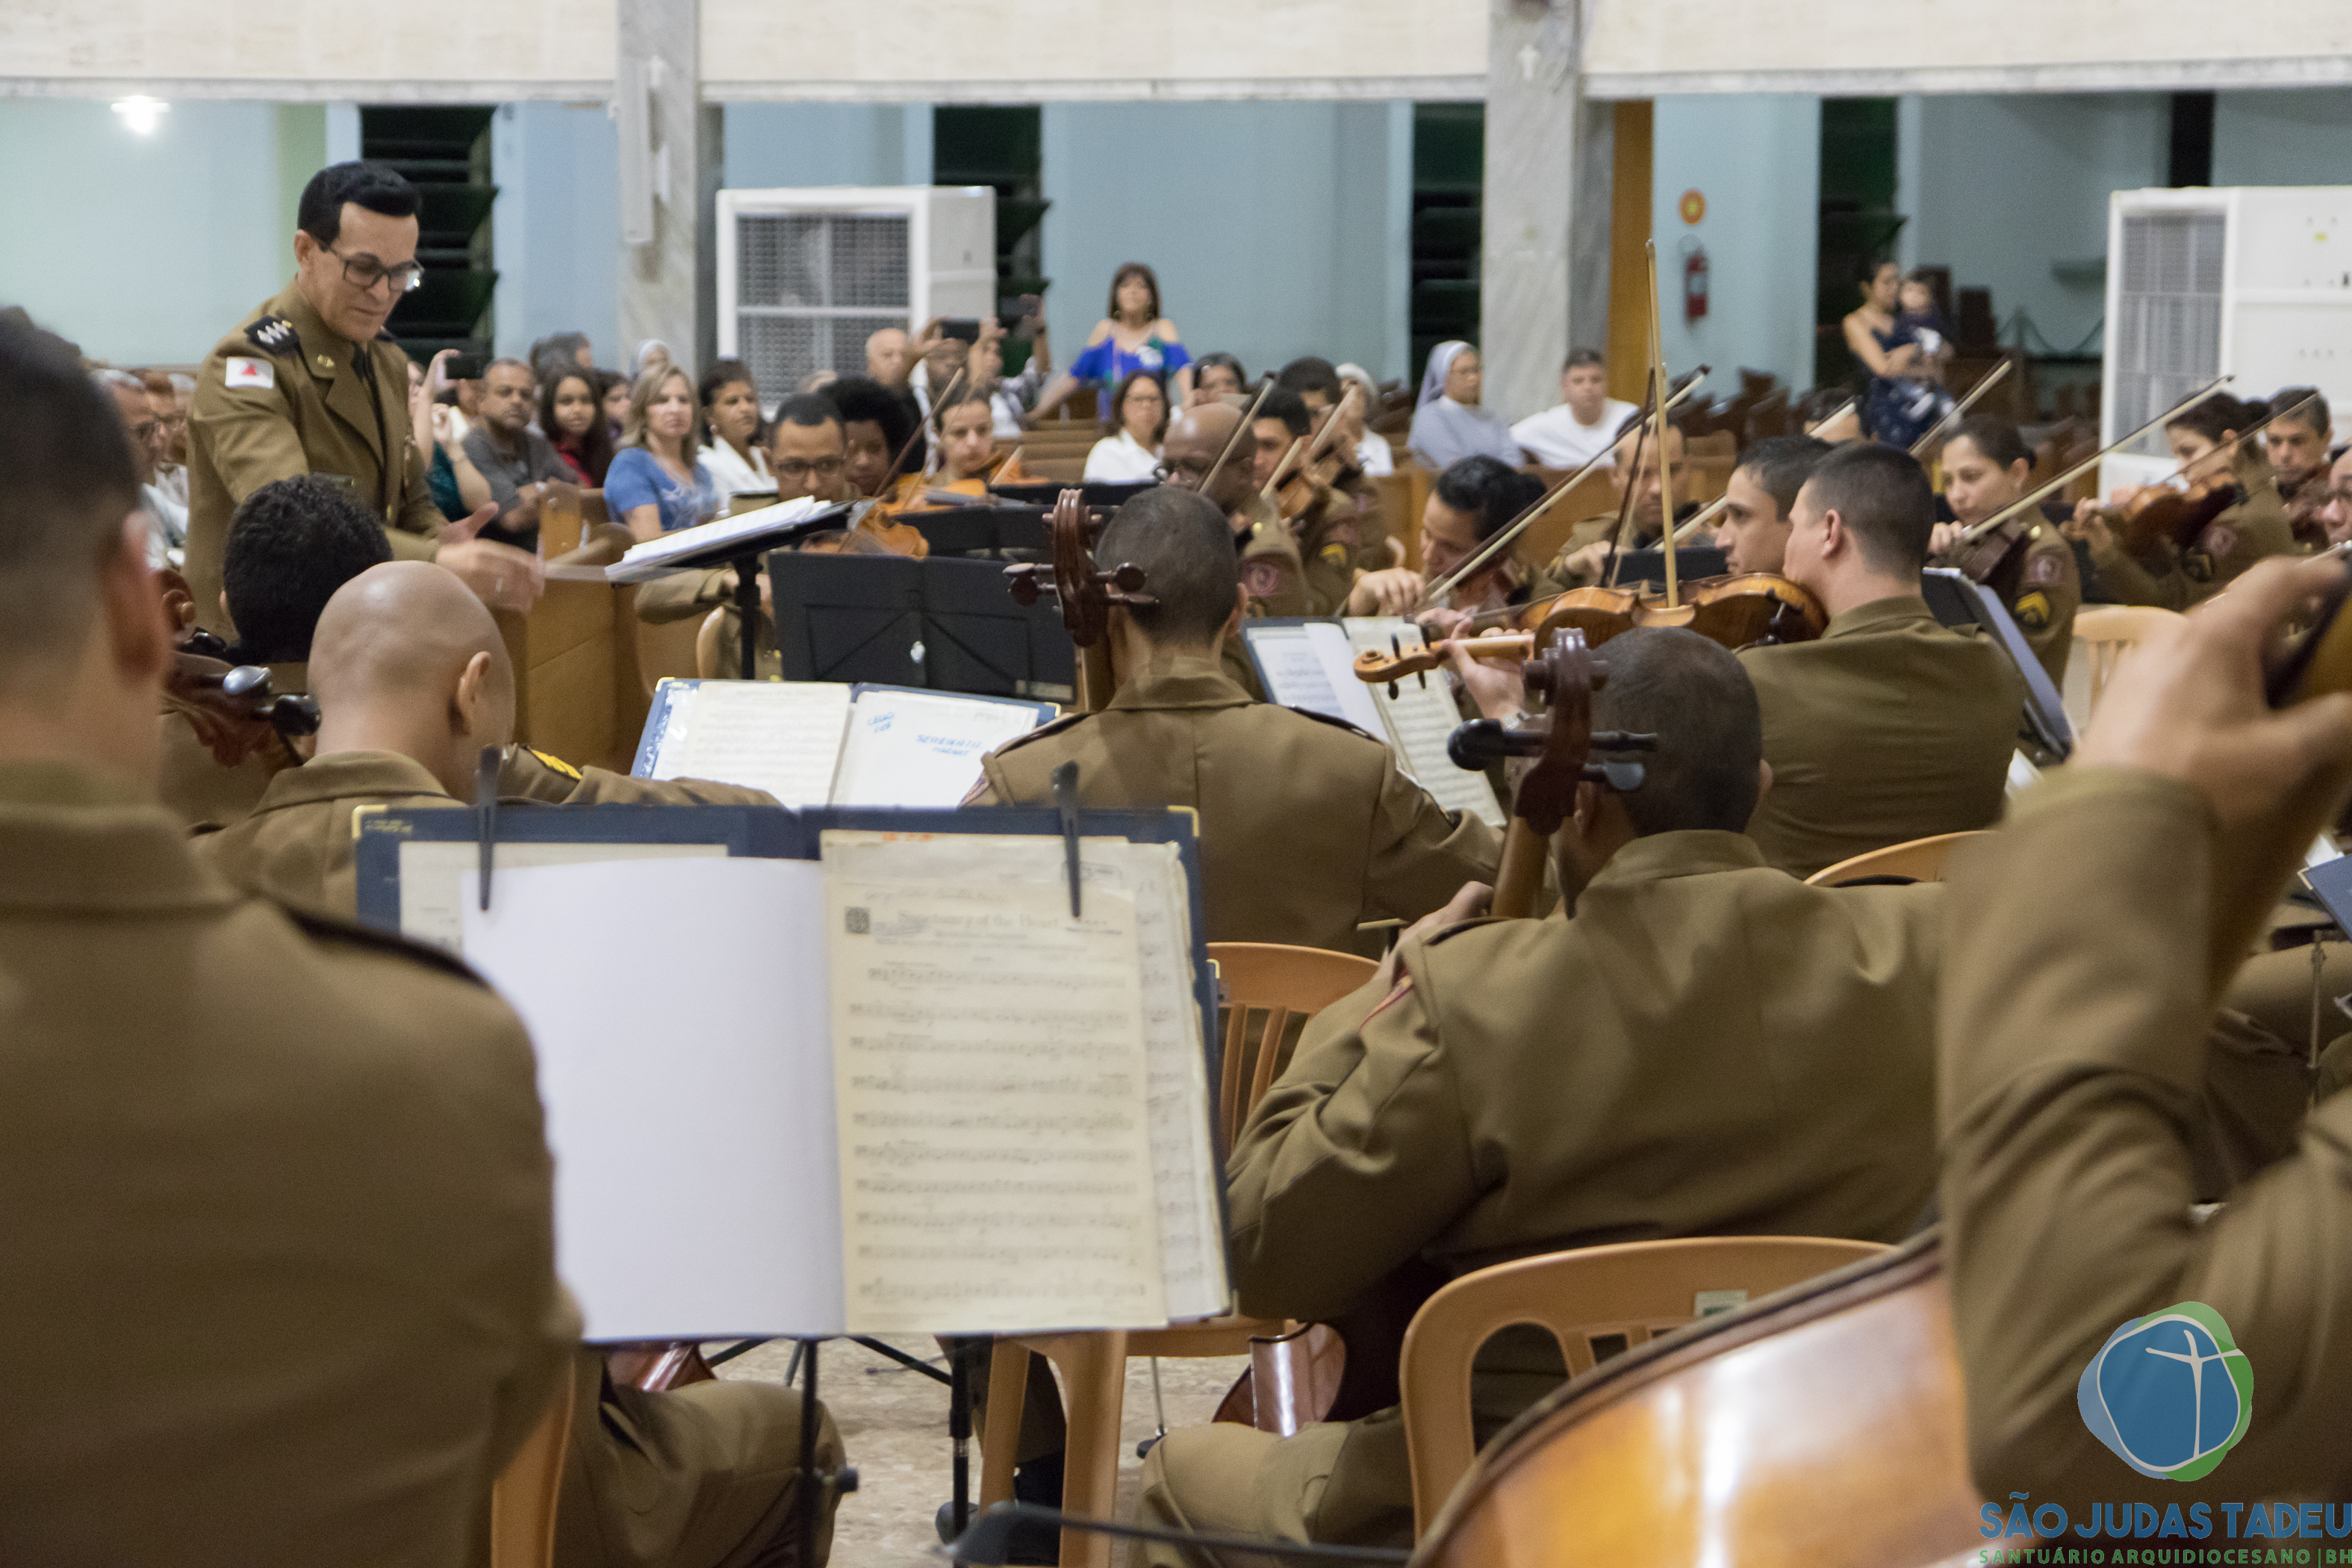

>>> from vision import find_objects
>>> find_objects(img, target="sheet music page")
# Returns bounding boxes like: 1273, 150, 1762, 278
396, 839, 728, 953
605, 495, 833, 582
461, 858, 845, 1340
825, 832, 1226, 1321
647, 681, 854, 807
830, 691, 1048, 808
1341, 618, 1506, 827
1245, 625, 1347, 723
822, 836, 1168, 1333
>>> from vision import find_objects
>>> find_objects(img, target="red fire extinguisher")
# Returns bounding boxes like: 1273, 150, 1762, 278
1682, 239, 1710, 324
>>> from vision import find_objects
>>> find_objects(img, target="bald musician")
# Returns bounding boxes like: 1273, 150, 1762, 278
190, 560, 844, 1568
1137, 628, 1947, 1563
1737, 443, 2023, 879
0, 306, 572, 1562
964, 485, 1499, 951
1941, 556, 2352, 1508
1926, 415, 2080, 685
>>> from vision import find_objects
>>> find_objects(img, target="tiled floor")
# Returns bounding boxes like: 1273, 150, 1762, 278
710, 1337, 1250, 1566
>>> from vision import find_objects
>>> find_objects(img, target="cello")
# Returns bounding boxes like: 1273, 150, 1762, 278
1003, 487, 1155, 711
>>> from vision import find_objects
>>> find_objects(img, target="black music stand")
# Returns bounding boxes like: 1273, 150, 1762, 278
606, 503, 853, 680
1920, 566, 2074, 757
1611, 545, 1729, 585
906, 504, 1054, 559
989, 479, 1157, 508
766, 551, 1075, 700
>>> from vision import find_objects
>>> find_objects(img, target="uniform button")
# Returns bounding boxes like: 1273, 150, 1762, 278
317, 355, 335, 369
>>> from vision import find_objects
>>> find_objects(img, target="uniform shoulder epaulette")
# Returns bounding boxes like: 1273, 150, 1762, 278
243, 314, 299, 356
279, 903, 490, 986
995, 711, 1093, 753
526, 746, 583, 781
1279, 705, 1380, 743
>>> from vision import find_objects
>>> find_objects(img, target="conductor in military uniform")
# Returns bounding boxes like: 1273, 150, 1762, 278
185, 161, 542, 636
964, 485, 1499, 951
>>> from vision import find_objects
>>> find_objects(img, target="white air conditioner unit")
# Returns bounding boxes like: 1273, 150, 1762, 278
2100, 187, 2352, 495
715, 187, 997, 411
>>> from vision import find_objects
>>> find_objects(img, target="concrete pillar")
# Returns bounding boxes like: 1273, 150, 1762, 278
617, 0, 721, 373
1481, 0, 1614, 422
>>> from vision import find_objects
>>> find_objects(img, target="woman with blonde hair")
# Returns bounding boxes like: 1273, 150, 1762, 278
605, 364, 718, 539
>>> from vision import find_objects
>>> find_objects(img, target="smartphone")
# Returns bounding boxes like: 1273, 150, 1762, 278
940, 320, 982, 344
445, 352, 489, 381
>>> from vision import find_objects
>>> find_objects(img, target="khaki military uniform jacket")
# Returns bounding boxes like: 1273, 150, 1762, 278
2088, 476, 2295, 612
158, 659, 311, 827
187, 281, 444, 635
1932, 516, 2080, 687
634, 568, 780, 682
968, 653, 1499, 950
0, 762, 572, 1567
1940, 766, 2352, 1506
1739, 594, 2022, 878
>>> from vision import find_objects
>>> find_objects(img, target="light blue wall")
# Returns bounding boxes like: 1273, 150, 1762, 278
0, 98, 299, 364
724, 104, 935, 188
2213, 89, 2352, 187
1039, 100, 1413, 385
490, 102, 620, 365
1650, 94, 1821, 393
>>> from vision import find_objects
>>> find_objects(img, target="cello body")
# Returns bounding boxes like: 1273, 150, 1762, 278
1413, 1233, 1982, 1568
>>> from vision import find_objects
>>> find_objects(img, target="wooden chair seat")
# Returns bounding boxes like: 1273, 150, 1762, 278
1805, 830, 1990, 887
488, 1373, 576, 1568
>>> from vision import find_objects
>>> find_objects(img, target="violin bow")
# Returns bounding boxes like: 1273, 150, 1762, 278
891, 364, 969, 481
1954, 375, 2235, 546
1905, 358, 2013, 459
1258, 438, 1307, 505
1262, 379, 1365, 502
1200, 376, 1275, 496
1802, 397, 1858, 438
1644, 239, 1681, 609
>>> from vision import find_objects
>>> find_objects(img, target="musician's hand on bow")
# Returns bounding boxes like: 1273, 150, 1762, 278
1557, 538, 1612, 586
1345, 567, 1425, 617
1416, 606, 1473, 641
1929, 520, 1965, 558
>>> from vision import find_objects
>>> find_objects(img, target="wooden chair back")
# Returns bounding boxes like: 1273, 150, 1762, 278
694, 609, 729, 680
2068, 604, 2183, 728
635, 611, 705, 699
1399, 1236, 1887, 1537
1208, 942, 1378, 1152
488, 1372, 577, 1568
1805, 830, 1991, 887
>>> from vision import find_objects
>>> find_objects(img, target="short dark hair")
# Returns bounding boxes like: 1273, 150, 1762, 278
1106, 370, 1169, 442
932, 383, 995, 431
2271, 387, 2331, 439
1593, 627, 1763, 835
1257, 388, 1312, 441
772, 393, 841, 432
2168, 392, 2264, 449
1095, 487, 1238, 648
1195, 351, 1246, 388
1564, 348, 1605, 372
222, 478, 395, 665
1941, 415, 2029, 473
1434, 455, 1545, 543
1107, 262, 1162, 323
1802, 443, 1935, 574
1275, 357, 1342, 405
824, 376, 918, 467
296, 161, 420, 248
528, 332, 591, 383
0, 314, 141, 669
698, 358, 759, 408
1735, 435, 1833, 520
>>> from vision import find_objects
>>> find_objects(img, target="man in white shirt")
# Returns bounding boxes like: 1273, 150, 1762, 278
1511, 349, 1636, 470
95, 369, 186, 567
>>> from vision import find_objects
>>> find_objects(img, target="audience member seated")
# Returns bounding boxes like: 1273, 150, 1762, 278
1032, 261, 1193, 419
1136, 626, 1947, 1564
697, 359, 773, 499
1190, 350, 1246, 405
143, 368, 191, 509
1334, 363, 1395, 476
96, 368, 184, 568
599, 367, 632, 437
865, 327, 911, 387
412, 349, 493, 523
1408, 340, 1522, 471
527, 329, 594, 385
1510, 347, 1637, 470
1083, 369, 1167, 482
965, 485, 1499, 951
607, 365, 718, 539
541, 365, 615, 486
460, 358, 573, 549
1739, 443, 2022, 877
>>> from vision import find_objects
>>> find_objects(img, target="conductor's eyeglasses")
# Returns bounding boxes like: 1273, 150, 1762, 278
326, 246, 426, 296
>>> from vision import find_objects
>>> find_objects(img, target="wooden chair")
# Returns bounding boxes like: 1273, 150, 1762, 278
978, 942, 1380, 1568
1805, 831, 1991, 887
1398, 1236, 1887, 1537
488, 1373, 577, 1568
2066, 604, 2183, 730
632, 608, 706, 700
694, 608, 729, 680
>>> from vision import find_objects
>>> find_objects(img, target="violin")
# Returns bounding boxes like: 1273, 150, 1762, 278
1546, 575, 1826, 653
1266, 383, 1365, 523
1003, 488, 1156, 711
2088, 470, 2243, 557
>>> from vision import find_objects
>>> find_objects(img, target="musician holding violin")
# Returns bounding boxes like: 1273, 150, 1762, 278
1541, 415, 1690, 590
2063, 391, 2296, 610
1135, 626, 1948, 1567
1926, 414, 2081, 684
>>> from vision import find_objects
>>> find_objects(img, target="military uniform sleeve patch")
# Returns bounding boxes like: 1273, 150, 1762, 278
243, 315, 299, 355
1242, 559, 1289, 600
1319, 542, 1351, 567
526, 747, 583, 781
2013, 590, 2053, 631
2197, 523, 2239, 561
223, 357, 275, 390
2024, 550, 2065, 587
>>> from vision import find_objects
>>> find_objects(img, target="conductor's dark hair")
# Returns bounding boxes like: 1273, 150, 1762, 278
0, 312, 142, 668
223, 477, 395, 665
2271, 386, 2331, 439
1801, 442, 1935, 575
296, 161, 421, 248
1257, 388, 1312, 441
1592, 627, 1763, 836
1942, 415, 2030, 474
772, 393, 842, 432
824, 376, 918, 470
1434, 455, 1545, 543
1095, 487, 1238, 649
1735, 435, 1833, 520
1275, 357, 1343, 405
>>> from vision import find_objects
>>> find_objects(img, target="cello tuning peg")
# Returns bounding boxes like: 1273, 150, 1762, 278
1387, 682, 1399, 700
1416, 670, 1428, 690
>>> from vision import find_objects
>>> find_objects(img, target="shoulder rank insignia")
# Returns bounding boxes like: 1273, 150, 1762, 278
243, 314, 299, 355
526, 747, 583, 781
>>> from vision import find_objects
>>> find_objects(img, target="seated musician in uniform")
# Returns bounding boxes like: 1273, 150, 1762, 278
2264, 385, 2333, 541
1927, 414, 2080, 685
1940, 556, 2352, 1508
190, 559, 844, 1568
1407, 455, 1549, 626
635, 392, 855, 679
1738, 442, 2023, 879
0, 308, 574, 1562
1249, 387, 1313, 490
1711, 434, 1831, 576
963, 485, 1499, 951
2065, 392, 2295, 610
1136, 626, 1948, 1564
1540, 414, 1690, 588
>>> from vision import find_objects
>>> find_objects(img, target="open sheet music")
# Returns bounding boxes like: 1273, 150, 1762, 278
1243, 618, 1505, 827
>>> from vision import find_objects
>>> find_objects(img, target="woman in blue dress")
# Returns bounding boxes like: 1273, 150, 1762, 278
1028, 262, 1192, 423
605, 364, 719, 538
1844, 258, 1952, 449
